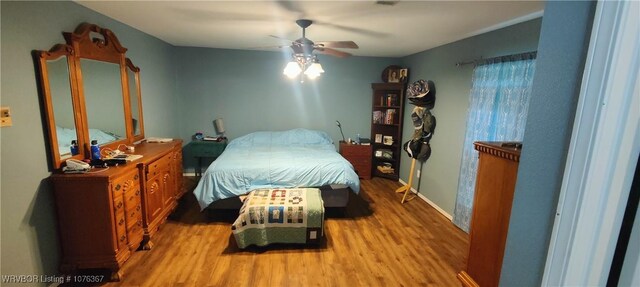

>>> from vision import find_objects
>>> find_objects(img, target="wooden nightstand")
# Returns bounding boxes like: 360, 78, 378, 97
187, 140, 227, 176
339, 141, 372, 179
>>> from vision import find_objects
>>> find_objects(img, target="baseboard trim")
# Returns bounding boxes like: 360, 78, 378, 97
398, 179, 453, 221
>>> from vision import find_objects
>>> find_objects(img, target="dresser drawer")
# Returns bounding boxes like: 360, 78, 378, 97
190, 141, 226, 157
126, 204, 142, 229
348, 156, 371, 165
353, 166, 372, 179
127, 219, 143, 241
147, 153, 172, 177
124, 186, 141, 210
352, 161, 372, 170
340, 145, 372, 157
112, 194, 128, 250
112, 169, 140, 196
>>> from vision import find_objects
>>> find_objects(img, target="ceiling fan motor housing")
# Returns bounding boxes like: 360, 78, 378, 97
296, 19, 313, 29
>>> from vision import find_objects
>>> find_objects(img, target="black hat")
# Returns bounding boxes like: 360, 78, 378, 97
407, 80, 436, 109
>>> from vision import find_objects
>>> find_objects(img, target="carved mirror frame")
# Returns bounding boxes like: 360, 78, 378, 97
36, 44, 85, 168
36, 23, 145, 169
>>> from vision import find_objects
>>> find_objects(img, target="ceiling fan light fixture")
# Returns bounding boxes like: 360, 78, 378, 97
283, 61, 302, 78
304, 62, 324, 79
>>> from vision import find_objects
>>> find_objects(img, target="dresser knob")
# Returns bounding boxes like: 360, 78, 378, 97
116, 202, 123, 209
119, 218, 125, 226
136, 205, 141, 211
115, 184, 121, 191
135, 190, 140, 196
137, 220, 142, 227
134, 174, 139, 180
120, 235, 126, 242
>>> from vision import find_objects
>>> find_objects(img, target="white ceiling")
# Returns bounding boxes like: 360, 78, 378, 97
76, 1, 544, 58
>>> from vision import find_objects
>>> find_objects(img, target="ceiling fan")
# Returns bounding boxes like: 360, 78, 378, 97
278, 19, 360, 58
276, 19, 359, 81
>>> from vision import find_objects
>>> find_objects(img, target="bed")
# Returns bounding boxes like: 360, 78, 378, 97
192, 128, 361, 210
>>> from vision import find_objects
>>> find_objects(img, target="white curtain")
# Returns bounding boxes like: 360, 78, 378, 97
453, 56, 536, 232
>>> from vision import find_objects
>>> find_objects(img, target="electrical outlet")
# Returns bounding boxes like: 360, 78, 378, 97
416, 169, 421, 178
0, 106, 12, 127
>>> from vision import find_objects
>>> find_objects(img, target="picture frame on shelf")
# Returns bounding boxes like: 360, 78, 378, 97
388, 69, 400, 83
383, 136, 394, 145
375, 134, 383, 143
399, 68, 409, 83
381, 65, 402, 83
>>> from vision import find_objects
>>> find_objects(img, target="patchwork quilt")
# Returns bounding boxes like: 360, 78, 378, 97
232, 188, 324, 248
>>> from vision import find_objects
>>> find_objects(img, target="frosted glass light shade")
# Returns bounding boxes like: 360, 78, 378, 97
283, 62, 302, 78
309, 62, 324, 73
304, 62, 324, 79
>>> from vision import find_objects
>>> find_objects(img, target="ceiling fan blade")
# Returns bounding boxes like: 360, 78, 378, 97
247, 45, 289, 50
269, 35, 294, 42
316, 47, 352, 58
275, 0, 306, 16
315, 41, 359, 49
314, 21, 390, 38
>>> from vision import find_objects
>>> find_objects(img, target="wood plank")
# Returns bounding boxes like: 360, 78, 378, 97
94, 176, 468, 286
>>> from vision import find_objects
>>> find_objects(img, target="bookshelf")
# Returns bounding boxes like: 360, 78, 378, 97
370, 83, 405, 180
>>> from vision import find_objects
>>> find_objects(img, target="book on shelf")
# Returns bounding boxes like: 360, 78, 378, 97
373, 111, 384, 124
379, 94, 398, 107
384, 109, 396, 124
386, 94, 397, 106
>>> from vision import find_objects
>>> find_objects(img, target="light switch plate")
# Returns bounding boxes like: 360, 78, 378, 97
1, 106, 12, 127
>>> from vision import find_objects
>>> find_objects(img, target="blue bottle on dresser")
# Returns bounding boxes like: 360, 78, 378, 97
90, 140, 101, 160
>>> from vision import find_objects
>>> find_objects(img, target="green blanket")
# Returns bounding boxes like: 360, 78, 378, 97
231, 188, 324, 248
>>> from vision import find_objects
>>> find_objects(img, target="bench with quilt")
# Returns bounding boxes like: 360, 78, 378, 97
231, 188, 325, 248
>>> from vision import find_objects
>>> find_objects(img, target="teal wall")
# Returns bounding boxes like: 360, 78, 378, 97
175, 47, 397, 172
0, 0, 178, 280
0, 1, 594, 285
397, 19, 542, 216
501, 1, 595, 285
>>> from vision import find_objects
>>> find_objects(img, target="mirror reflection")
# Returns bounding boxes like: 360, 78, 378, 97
127, 66, 140, 136
80, 59, 126, 146
47, 56, 76, 159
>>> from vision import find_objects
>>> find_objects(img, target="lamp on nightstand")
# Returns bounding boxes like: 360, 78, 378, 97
214, 118, 226, 137
336, 120, 346, 143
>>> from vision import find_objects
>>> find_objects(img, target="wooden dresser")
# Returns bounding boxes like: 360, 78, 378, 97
51, 140, 184, 280
339, 141, 372, 179
458, 141, 521, 287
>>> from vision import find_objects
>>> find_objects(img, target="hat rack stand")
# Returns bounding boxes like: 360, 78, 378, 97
396, 79, 436, 204
395, 158, 417, 203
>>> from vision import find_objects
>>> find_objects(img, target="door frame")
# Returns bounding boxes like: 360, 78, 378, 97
542, 0, 640, 285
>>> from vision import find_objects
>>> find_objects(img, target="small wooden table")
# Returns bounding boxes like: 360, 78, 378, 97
187, 140, 227, 177
339, 141, 372, 179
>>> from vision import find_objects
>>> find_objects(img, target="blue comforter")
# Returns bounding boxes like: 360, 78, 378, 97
193, 129, 360, 210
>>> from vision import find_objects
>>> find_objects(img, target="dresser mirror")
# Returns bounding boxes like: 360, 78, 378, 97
80, 59, 127, 145
36, 44, 84, 168
126, 58, 144, 142
35, 23, 144, 169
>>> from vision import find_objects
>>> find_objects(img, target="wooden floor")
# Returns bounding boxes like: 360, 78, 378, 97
104, 177, 468, 286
